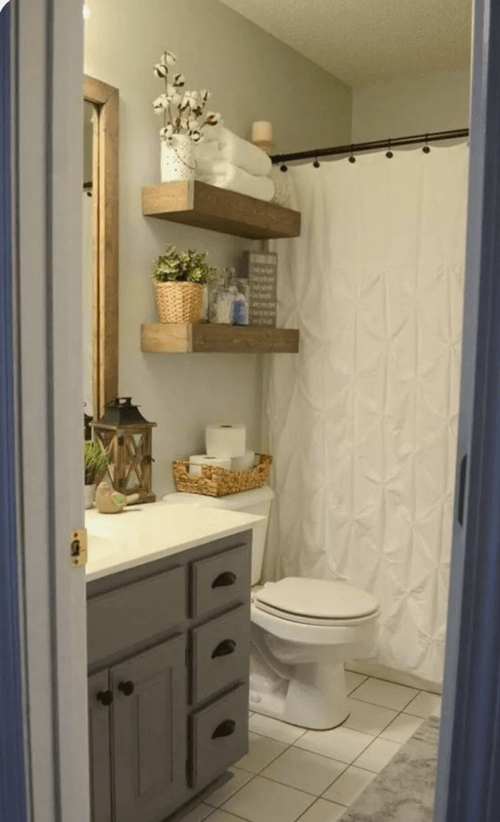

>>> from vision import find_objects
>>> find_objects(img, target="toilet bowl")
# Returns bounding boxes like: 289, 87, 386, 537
250, 577, 379, 728
163, 487, 380, 730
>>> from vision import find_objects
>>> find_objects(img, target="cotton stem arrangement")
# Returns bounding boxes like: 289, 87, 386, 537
153, 50, 222, 143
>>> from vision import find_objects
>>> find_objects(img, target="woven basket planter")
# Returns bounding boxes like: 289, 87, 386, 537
155, 282, 203, 324
173, 454, 273, 497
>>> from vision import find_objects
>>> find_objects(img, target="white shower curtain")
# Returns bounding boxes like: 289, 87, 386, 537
265, 144, 469, 683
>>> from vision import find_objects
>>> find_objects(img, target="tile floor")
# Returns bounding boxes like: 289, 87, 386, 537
184, 674, 442, 822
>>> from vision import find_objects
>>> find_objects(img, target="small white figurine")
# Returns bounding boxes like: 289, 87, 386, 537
95, 479, 139, 514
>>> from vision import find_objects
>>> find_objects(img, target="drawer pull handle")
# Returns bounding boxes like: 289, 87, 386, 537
118, 681, 135, 697
212, 719, 236, 739
212, 639, 237, 659
96, 690, 113, 706
212, 571, 237, 589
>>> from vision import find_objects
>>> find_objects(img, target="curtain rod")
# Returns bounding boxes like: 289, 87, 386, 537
270, 128, 469, 165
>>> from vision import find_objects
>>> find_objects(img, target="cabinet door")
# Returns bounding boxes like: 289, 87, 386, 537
111, 636, 187, 822
88, 671, 112, 822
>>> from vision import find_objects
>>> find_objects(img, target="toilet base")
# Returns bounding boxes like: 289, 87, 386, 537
249, 661, 350, 730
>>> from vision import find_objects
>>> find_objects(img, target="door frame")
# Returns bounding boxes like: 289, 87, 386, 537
435, 1, 500, 820
9, 0, 90, 820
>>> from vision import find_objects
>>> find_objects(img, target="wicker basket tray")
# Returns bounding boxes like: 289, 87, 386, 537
173, 454, 273, 497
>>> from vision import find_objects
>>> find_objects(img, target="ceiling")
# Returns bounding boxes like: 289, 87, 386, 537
218, 0, 472, 86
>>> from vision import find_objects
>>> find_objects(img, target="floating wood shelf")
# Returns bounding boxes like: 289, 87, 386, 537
141, 323, 300, 354
142, 180, 301, 240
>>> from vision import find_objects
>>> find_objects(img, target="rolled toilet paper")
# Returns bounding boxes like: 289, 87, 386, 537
188, 455, 231, 476
231, 451, 256, 471
206, 424, 246, 458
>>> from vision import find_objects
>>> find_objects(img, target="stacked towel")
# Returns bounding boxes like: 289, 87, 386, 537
195, 126, 274, 201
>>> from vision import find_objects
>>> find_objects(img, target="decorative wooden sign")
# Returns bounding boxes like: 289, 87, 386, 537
241, 251, 278, 327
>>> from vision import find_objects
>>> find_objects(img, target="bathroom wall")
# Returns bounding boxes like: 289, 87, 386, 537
84, 0, 352, 498
352, 68, 470, 142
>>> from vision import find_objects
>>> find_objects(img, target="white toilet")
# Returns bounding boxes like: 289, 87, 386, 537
164, 487, 380, 730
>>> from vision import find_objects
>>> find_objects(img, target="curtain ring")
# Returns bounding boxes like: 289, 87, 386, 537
349, 145, 356, 163
280, 163, 288, 172
423, 134, 431, 154
386, 139, 393, 159
313, 153, 320, 169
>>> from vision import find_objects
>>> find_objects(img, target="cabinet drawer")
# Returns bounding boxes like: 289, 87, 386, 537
189, 684, 249, 788
191, 605, 250, 704
191, 544, 250, 618
87, 567, 186, 665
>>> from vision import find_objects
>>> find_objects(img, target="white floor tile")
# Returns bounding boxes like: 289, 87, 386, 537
206, 811, 247, 822
404, 691, 442, 718
322, 765, 376, 806
222, 775, 315, 822
351, 677, 418, 711
262, 747, 347, 796
204, 768, 254, 808
353, 737, 401, 773
236, 732, 287, 774
295, 798, 346, 822
179, 803, 214, 822
343, 699, 398, 736
380, 713, 424, 744
249, 713, 306, 744
295, 726, 374, 764
344, 672, 368, 695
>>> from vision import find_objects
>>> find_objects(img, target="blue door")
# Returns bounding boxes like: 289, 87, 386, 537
0, 3, 28, 821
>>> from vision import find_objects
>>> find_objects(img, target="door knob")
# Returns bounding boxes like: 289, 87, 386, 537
96, 690, 113, 706
118, 681, 135, 696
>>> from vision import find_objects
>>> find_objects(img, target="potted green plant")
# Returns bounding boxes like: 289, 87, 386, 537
84, 441, 110, 509
152, 245, 217, 323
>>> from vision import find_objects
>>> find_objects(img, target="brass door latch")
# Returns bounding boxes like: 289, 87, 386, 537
70, 529, 88, 568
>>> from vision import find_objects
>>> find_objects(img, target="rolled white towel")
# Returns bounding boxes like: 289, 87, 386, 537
196, 159, 275, 202
197, 126, 272, 177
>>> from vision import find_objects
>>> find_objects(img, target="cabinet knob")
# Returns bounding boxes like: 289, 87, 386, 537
212, 639, 237, 659
96, 689, 113, 706
212, 571, 237, 589
212, 719, 236, 739
118, 680, 135, 696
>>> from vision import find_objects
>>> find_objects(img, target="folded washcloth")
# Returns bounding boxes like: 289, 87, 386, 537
197, 126, 272, 177
195, 159, 275, 202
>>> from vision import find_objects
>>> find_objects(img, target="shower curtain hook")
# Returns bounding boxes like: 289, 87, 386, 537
349, 145, 356, 163
313, 153, 320, 168
386, 139, 393, 159
423, 134, 431, 154
280, 162, 288, 172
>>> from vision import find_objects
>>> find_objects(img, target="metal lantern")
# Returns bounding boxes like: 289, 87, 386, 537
91, 397, 157, 504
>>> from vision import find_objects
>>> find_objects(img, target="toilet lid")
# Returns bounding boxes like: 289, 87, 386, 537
254, 577, 379, 621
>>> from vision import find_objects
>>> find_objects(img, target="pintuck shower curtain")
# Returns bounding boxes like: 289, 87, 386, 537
265, 144, 469, 683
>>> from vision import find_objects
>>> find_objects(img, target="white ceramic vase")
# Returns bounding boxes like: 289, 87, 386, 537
84, 483, 96, 510
161, 134, 196, 183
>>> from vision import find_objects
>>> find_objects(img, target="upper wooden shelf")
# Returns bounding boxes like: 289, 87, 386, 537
141, 323, 300, 354
142, 180, 301, 240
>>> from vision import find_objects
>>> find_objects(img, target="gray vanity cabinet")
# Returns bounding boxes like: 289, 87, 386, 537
88, 671, 112, 822
111, 636, 186, 822
87, 530, 252, 822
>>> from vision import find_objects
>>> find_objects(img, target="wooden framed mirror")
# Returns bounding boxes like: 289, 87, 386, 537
83, 75, 119, 423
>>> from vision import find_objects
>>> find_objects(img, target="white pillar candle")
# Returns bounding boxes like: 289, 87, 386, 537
252, 121, 273, 145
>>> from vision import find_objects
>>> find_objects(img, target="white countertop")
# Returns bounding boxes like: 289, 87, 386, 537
85, 501, 263, 582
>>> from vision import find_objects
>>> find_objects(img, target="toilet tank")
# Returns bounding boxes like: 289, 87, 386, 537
162, 486, 274, 585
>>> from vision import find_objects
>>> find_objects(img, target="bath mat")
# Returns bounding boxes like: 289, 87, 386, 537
340, 716, 440, 822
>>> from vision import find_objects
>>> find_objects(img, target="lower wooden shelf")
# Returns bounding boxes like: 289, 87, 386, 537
141, 323, 300, 354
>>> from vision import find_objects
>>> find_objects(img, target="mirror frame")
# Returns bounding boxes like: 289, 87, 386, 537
83, 75, 119, 420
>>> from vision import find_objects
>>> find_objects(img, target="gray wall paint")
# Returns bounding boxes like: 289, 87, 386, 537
352, 69, 471, 142
84, 0, 351, 498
